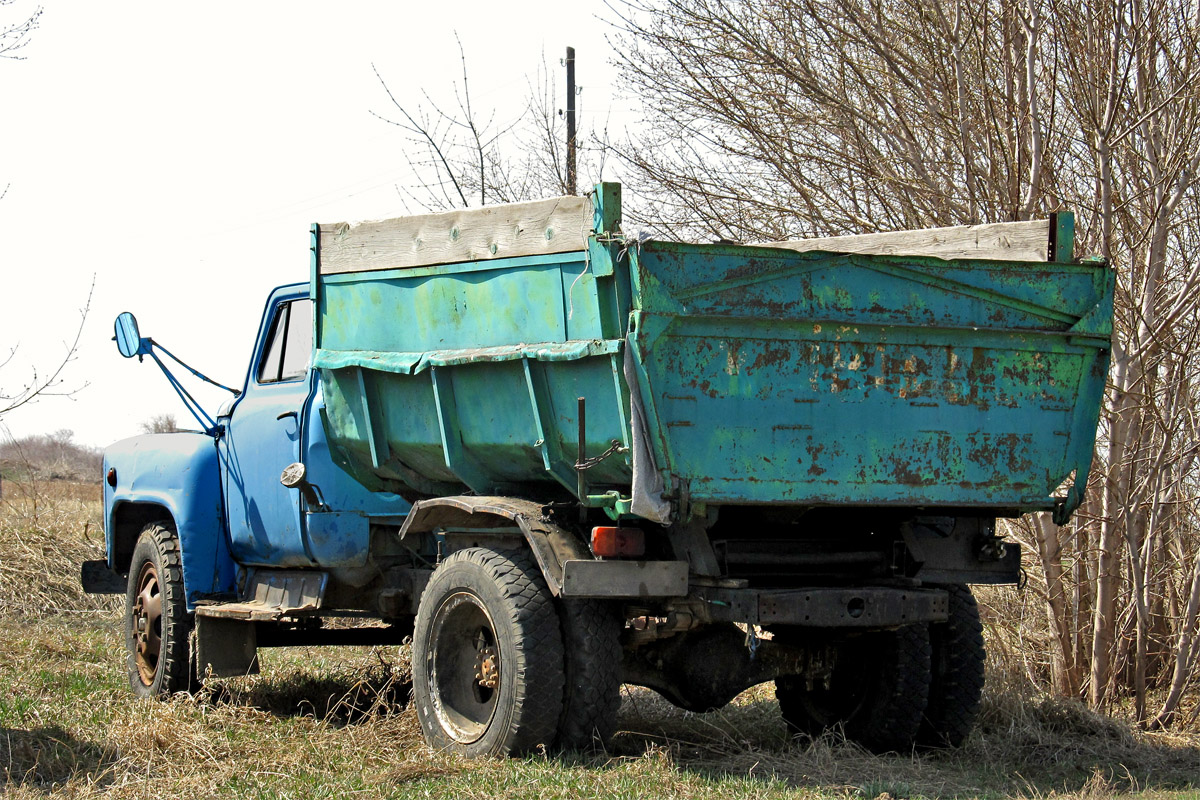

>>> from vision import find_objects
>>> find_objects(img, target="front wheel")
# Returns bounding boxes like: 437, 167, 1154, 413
125, 521, 193, 697
412, 548, 565, 756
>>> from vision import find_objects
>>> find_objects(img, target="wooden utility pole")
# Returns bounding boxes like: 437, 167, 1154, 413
566, 46, 577, 195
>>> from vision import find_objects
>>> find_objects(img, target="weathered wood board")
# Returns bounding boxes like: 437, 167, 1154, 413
318, 186, 1059, 275
318, 196, 595, 275
761, 219, 1053, 262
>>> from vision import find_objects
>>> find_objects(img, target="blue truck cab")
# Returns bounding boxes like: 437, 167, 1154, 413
90, 283, 415, 704
96, 284, 409, 611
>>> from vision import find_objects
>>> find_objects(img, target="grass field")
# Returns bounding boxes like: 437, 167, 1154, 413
2, 480, 1198, 799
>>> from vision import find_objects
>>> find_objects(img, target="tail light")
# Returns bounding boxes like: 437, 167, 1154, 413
591, 526, 645, 558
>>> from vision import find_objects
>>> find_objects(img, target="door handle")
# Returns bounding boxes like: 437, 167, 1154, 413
276, 411, 298, 421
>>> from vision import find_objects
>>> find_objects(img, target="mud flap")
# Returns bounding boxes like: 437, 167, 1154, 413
81, 560, 125, 594
195, 615, 260, 679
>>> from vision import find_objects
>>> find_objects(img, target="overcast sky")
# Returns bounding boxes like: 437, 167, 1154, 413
0, 1, 625, 448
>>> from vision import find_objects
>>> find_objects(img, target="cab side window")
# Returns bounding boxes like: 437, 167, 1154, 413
257, 298, 313, 384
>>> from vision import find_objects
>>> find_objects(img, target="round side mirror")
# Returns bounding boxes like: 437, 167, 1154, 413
114, 312, 142, 358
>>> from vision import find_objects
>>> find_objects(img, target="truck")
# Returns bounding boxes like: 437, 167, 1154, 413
83, 183, 1113, 755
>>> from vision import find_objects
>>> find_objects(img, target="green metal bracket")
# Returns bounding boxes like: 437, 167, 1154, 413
588, 237, 616, 278
310, 224, 322, 350
608, 352, 631, 463
1066, 264, 1115, 346
355, 367, 389, 470
592, 182, 621, 235
1049, 212, 1075, 263
1053, 476, 1087, 525
522, 358, 580, 494
585, 492, 635, 520
589, 183, 626, 335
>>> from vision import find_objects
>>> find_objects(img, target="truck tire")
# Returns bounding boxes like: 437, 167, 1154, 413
412, 547, 565, 756
125, 521, 193, 698
556, 598, 622, 750
775, 624, 931, 753
918, 584, 985, 748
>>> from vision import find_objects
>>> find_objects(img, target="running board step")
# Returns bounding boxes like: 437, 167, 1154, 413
192, 570, 327, 679
194, 570, 327, 622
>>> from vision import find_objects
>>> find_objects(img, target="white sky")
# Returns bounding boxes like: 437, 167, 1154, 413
0, 1, 627, 448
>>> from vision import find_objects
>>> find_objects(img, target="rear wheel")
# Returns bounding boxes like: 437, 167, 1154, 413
412, 547, 565, 756
556, 598, 622, 750
776, 624, 931, 753
125, 521, 193, 697
918, 584, 985, 748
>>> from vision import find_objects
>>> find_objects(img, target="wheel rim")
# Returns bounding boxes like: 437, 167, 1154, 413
427, 591, 501, 743
131, 560, 164, 685
795, 666, 871, 728
785, 639, 873, 731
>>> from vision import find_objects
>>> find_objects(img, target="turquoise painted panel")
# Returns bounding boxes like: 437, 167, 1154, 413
316, 245, 630, 496
319, 353, 630, 496
627, 241, 1112, 514
314, 207, 1112, 517
319, 253, 597, 355
321, 365, 459, 489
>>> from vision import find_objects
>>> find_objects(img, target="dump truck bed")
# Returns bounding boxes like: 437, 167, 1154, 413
311, 186, 1112, 522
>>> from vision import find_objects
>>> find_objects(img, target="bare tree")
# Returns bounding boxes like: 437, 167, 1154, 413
372, 38, 608, 211
0, 427, 101, 482
0, 279, 93, 418
613, 0, 1200, 725
139, 414, 179, 434
0, 0, 41, 61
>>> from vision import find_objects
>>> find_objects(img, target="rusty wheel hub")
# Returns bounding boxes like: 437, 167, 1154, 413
131, 562, 163, 685
475, 644, 499, 690
427, 592, 502, 743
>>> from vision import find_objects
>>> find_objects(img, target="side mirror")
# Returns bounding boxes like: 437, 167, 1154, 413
114, 312, 144, 358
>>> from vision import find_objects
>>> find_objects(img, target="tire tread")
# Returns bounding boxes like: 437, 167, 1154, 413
776, 623, 932, 753
413, 547, 565, 756
918, 584, 985, 748
557, 598, 621, 750
125, 520, 192, 697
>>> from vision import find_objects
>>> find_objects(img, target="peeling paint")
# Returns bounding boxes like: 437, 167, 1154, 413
314, 234, 1112, 515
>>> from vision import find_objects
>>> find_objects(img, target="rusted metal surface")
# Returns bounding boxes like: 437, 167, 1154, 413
475, 645, 499, 690
559, 559, 689, 598
193, 569, 326, 621
626, 240, 1113, 518
398, 496, 593, 595
620, 623, 838, 713
130, 559, 164, 685
692, 585, 950, 627
313, 183, 1112, 521
195, 615, 260, 678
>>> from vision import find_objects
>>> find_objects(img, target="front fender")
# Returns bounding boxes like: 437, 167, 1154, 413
103, 432, 235, 610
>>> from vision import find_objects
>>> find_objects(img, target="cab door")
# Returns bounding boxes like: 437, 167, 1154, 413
222, 290, 315, 567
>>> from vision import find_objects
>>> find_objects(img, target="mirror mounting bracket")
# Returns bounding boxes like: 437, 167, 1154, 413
112, 312, 240, 438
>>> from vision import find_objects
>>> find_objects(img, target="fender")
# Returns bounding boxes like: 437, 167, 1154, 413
103, 432, 236, 610
398, 495, 688, 599
397, 496, 590, 595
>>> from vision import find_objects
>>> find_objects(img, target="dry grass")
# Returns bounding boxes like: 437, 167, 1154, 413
2, 480, 1199, 799
0, 479, 117, 617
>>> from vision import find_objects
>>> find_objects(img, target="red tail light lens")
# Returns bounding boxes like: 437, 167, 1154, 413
590, 526, 645, 558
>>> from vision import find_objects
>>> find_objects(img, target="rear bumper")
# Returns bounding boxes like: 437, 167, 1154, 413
696, 584, 950, 628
